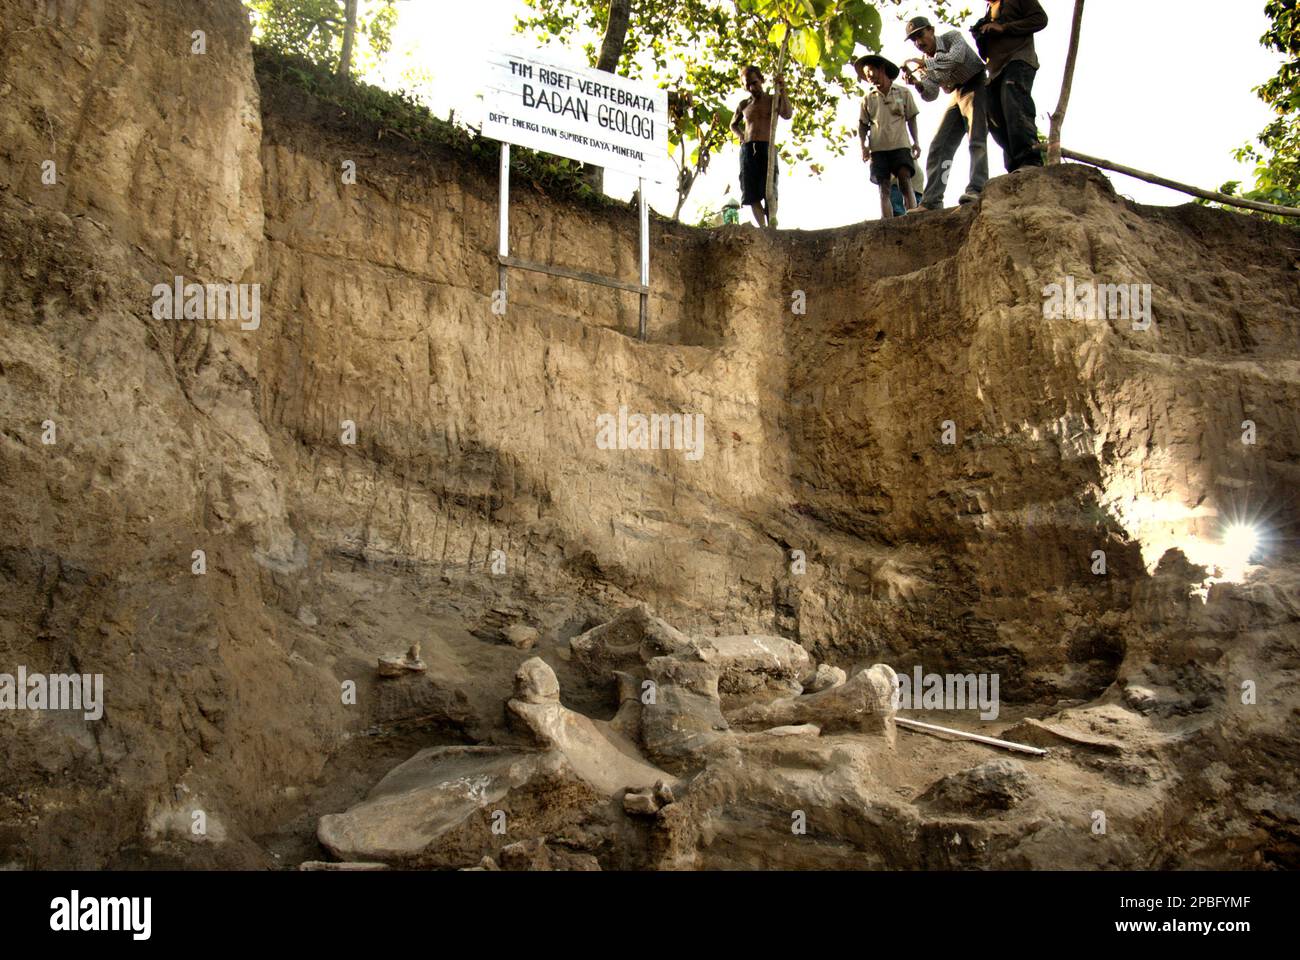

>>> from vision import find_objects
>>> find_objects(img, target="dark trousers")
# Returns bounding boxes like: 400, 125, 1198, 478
987, 60, 1043, 172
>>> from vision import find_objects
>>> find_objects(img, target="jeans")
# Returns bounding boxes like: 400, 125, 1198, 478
920, 73, 989, 209
988, 60, 1044, 172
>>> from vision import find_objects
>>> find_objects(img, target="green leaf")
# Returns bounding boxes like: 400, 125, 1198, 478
841, 0, 882, 49
825, 14, 855, 65
790, 26, 825, 67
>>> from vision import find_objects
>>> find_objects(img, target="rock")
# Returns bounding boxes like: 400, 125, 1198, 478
470, 604, 527, 643
374, 678, 478, 737
694, 634, 812, 703
549, 850, 602, 871
498, 838, 551, 871
623, 788, 661, 816
317, 746, 592, 865
1000, 716, 1125, 754
654, 779, 675, 806
650, 736, 883, 870
1123, 684, 1158, 714
761, 724, 821, 737
918, 759, 1033, 812
377, 649, 427, 678
638, 656, 729, 763
569, 605, 695, 677
727, 663, 897, 740
514, 657, 560, 704
496, 838, 601, 871
504, 624, 540, 650
808, 664, 847, 693
571, 608, 813, 711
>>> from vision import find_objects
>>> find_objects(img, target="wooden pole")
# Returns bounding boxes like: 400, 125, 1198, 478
1047, 0, 1085, 165
764, 30, 789, 229
1061, 148, 1300, 218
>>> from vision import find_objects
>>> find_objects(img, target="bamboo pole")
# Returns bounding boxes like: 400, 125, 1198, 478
1061, 148, 1300, 218
895, 717, 1049, 756
764, 30, 790, 228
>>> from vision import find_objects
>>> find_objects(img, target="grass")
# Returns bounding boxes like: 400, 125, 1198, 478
252, 46, 622, 210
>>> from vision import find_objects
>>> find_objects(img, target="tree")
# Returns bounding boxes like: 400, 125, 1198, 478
338, 0, 359, 77
248, 0, 399, 78
585, 1, 634, 192
518, 0, 898, 219
1229, 0, 1300, 211
1047, 0, 1084, 165
596, 0, 633, 71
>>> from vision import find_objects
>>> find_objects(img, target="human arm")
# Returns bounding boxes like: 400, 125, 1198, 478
902, 59, 939, 102
907, 116, 920, 159
730, 101, 747, 140
971, 10, 992, 54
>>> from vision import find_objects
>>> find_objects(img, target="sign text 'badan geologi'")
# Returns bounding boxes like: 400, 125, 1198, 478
482, 49, 671, 182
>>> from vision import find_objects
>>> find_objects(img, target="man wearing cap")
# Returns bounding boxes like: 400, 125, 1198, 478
900, 15, 989, 210
972, 0, 1048, 173
855, 54, 922, 219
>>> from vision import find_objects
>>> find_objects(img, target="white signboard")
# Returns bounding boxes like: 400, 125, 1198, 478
482, 49, 672, 183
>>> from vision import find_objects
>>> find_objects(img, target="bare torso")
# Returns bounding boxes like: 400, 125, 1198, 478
739, 91, 775, 143
734, 87, 791, 143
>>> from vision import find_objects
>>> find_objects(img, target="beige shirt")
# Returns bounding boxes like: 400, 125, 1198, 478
859, 83, 919, 152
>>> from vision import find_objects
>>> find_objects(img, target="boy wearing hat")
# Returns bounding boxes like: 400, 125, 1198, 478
856, 54, 922, 219
900, 15, 989, 210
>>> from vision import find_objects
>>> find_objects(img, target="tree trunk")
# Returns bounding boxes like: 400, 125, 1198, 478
596, 0, 632, 72
337, 0, 359, 78
764, 31, 789, 228
584, 0, 633, 192
1048, 0, 1085, 165
673, 169, 694, 221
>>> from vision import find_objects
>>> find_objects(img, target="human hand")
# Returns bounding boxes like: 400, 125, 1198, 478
982, 21, 1005, 35
862, 144, 872, 162
911, 143, 921, 160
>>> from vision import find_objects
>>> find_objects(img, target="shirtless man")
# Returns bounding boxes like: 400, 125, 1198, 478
730, 65, 792, 227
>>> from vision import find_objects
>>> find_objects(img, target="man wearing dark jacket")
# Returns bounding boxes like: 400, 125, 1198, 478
972, 0, 1048, 172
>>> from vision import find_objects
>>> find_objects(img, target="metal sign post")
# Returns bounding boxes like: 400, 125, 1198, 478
484, 49, 669, 343
495, 159, 653, 342
638, 177, 649, 341
498, 144, 510, 302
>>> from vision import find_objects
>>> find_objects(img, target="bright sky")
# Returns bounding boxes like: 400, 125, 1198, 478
370, 1, 1284, 229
